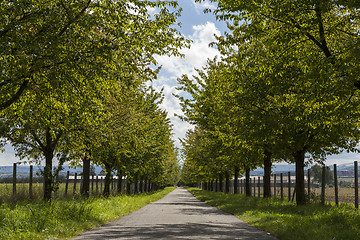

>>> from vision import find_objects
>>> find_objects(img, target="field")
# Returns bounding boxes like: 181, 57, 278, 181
233, 183, 358, 206
188, 187, 360, 240
0, 187, 176, 239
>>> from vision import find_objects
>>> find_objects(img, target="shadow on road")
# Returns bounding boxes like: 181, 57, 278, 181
77, 222, 272, 240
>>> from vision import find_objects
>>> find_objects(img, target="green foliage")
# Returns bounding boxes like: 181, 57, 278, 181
178, 0, 360, 205
0, 1, 186, 199
309, 164, 334, 185
188, 187, 360, 240
0, 187, 175, 239
0, 0, 189, 110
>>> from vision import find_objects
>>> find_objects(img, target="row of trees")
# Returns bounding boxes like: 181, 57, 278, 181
0, 0, 187, 200
179, 0, 360, 205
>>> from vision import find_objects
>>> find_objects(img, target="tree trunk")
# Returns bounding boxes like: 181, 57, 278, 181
127, 181, 131, 195
81, 155, 90, 197
293, 150, 306, 205
234, 166, 239, 194
134, 175, 139, 194
43, 150, 53, 201
225, 171, 230, 193
263, 150, 272, 198
219, 174, 223, 192
145, 178, 149, 192
139, 178, 143, 193
245, 168, 251, 197
103, 164, 112, 197
117, 170, 122, 194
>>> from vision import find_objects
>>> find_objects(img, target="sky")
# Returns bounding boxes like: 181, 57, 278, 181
0, 0, 359, 166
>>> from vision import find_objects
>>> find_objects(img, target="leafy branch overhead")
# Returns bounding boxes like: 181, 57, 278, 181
179, 0, 360, 205
0, 0, 186, 200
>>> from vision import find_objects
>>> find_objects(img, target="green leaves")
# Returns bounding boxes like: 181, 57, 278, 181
0, 0, 189, 110
0, 0, 188, 198
179, 1, 360, 194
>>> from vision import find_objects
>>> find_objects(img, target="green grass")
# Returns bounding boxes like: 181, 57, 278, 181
0, 187, 175, 240
187, 188, 360, 240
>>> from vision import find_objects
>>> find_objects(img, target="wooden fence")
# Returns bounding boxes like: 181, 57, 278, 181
0, 164, 156, 201
200, 161, 360, 209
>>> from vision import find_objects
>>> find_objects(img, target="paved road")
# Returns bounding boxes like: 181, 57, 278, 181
72, 187, 278, 239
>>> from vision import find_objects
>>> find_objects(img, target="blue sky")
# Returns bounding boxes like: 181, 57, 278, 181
0, 0, 359, 166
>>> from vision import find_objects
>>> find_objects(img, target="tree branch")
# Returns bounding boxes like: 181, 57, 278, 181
0, 79, 29, 111
315, 4, 332, 58
56, 0, 92, 38
30, 130, 46, 152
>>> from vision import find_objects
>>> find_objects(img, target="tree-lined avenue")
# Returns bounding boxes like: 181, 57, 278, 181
72, 187, 277, 240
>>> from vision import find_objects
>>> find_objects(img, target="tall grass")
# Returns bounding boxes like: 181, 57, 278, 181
0, 187, 175, 240
188, 188, 360, 240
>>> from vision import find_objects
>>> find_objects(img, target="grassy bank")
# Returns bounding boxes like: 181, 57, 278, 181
0, 187, 175, 240
187, 188, 360, 240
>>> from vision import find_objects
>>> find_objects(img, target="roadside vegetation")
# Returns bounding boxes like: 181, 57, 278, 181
179, 1, 360, 206
188, 188, 360, 240
0, 187, 175, 240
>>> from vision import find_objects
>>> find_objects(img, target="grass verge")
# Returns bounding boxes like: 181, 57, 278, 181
187, 187, 360, 240
0, 187, 175, 240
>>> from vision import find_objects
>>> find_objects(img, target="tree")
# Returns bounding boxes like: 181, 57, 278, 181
0, 0, 189, 110
309, 164, 334, 185
0, 1, 189, 200
192, 0, 360, 205
0, 82, 83, 200
177, 58, 275, 196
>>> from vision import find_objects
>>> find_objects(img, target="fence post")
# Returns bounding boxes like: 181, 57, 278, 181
91, 175, 94, 194
240, 179, 242, 194
96, 175, 99, 194
73, 173, 77, 196
258, 176, 261, 197
249, 178, 252, 196
13, 163, 16, 196
274, 174, 277, 198
79, 175, 83, 194
334, 164, 338, 206
307, 168, 311, 197
127, 181, 131, 195
253, 177, 256, 196
117, 173, 122, 194
288, 171, 291, 201
280, 173, 283, 200
355, 161, 358, 209
29, 165, 33, 199
65, 171, 69, 196
54, 173, 59, 198
321, 166, 326, 205
234, 168, 239, 194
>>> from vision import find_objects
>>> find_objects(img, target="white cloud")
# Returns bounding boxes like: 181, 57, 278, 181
149, 82, 193, 147
152, 22, 221, 146
191, 0, 217, 14
155, 21, 220, 81
146, 6, 156, 14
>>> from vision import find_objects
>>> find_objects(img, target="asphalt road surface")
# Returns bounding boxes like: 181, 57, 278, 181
72, 187, 278, 239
